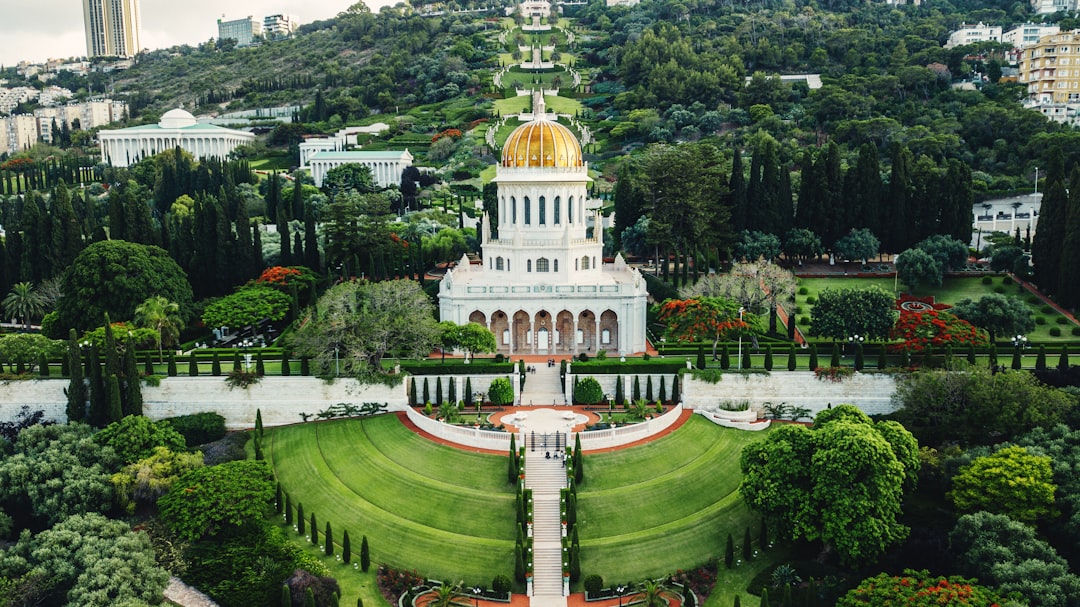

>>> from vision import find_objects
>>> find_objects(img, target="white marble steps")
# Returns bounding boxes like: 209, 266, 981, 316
525, 449, 569, 602
520, 364, 567, 406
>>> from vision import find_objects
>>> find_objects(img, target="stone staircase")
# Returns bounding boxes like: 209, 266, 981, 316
525, 449, 568, 606
520, 363, 566, 407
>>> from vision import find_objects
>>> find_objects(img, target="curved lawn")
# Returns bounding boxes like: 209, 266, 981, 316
265, 415, 516, 582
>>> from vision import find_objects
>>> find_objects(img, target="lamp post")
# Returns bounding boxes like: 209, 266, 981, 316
241, 339, 253, 372
1011, 334, 1028, 370
847, 334, 864, 358
616, 586, 626, 607
472, 587, 482, 607
80, 340, 92, 375
893, 254, 900, 297
736, 307, 745, 370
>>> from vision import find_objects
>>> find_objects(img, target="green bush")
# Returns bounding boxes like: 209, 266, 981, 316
573, 376, 604, 405
794, 306, 803, 314
163, 412, 227, 446
1073, 327, 1080, 337
1042, 305, 1054, 314
993, 285, 1006, 294
583, 574, 604, 596
982, 276, 993, 285
1050, 327, 1062, 337
805, 296, 816, 304
1036, 316, 1047, 325
798, 287, 808, 295
1056, 316, 1069, 325
799, 316, 810, 326
1027, 295, 1040, 304
492, 575, 512, 595
1002, 276, 1014, 285
487, 377, 514, 406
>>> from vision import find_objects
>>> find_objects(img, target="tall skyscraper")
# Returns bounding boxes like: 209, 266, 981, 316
83, 0, 141, 58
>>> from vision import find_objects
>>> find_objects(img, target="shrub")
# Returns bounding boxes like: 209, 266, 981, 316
993, 285, 1006, 294
1056, 316, 1069, 324
494, 353, 505, 363
574, 377, 604, 405
799, 316, 810, 326
794, 306, 803, 314
162, 412, 227, 446
798, 287, 808, 295
1050, 327, 1062, 336
1042, 305, 1054, 314
1036, 316, 1047, 325
492, 575, 513, 595
1002, 276, 1014, 285
1027, 295, 1040, 304
1073, 327, 1080, 337
805, 296, 816, 304
583, 574, 604, 596
982, 276, 993, 285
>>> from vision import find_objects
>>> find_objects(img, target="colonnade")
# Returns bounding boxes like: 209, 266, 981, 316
99, 131, 253, 168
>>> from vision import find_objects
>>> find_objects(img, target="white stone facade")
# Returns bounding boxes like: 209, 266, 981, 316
98, 108, 254, 167
945, 23, 1002, 48
307, 150, 413, 189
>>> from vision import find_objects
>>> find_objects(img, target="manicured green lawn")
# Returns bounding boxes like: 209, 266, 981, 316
577, 416, 775, 604
543, 95, 583, 115
264, 415, 516, 585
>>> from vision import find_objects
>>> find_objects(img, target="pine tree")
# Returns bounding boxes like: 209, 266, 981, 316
66, 329, 86, 422
360, 535, 370, 572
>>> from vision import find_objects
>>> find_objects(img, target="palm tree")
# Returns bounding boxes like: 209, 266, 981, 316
134, 296, 184, 363
2, 282, 46, 331
428, 583, 471, 607
636, 580, 673, 607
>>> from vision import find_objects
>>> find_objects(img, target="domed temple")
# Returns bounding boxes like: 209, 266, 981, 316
438, 95, 648, 356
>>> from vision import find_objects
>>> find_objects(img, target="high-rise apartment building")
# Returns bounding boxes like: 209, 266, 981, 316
263, 14, 299, 39
1019, 30, 1080, 123
218, 15, 263, 47
83, 0, 142, 58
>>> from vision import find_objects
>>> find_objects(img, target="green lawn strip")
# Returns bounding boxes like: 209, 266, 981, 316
359, 416, 512, 492
702, 546, 791, 607
315, 421, 513, 539
543, 95, 582, 115
268, 421, 514, 582
494, 96, 531, 116
579, 490, 756, 582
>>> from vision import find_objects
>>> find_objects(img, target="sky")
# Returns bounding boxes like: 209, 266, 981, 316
0, 0, 399, 67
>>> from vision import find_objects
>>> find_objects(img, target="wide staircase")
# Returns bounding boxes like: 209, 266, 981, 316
519, 363, 566, 407
525, 449, 568, 606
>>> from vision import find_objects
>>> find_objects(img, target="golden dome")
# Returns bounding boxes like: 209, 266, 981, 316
501, 119, 582, 168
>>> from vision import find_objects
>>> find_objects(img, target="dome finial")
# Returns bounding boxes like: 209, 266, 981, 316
533, 90, 545, 120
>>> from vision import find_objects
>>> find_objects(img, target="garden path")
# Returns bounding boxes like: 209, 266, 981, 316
525, 447, 569, 606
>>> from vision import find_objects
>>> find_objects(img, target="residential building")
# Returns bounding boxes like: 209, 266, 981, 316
1003, 23, 1061, 49
1019, 30, 1080, 124
83, 0, 142, 58
263, 14, 299, 39
945, 23, 1002, 48
98, 108, 254, 167
217, 15, 263, 47
1, 115, 40, 155
1031, 0, 1076, 15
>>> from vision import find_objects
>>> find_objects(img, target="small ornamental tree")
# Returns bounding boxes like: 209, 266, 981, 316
948, 445, 1057, 523
212, 351, 221, 376
360, 535, 370, 571
488, 377, 514, 406
310, 512, 318, 544
342, 529, 351, 563
188, 351, 199, 376
658, 297, 751, 359
808, 343, 818, 370
325, 521, 334, 556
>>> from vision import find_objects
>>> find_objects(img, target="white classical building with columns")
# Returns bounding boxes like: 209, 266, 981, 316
98, 108, 254, 167
307, 150, 414, 189
439, 95, 648, 356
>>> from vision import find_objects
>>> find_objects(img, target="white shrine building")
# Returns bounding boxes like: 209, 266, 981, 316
439, 95, 648, 356
307, 150, 414, 189
98, 108, 254, 167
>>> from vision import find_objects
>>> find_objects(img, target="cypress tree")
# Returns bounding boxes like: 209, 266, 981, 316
1033, 156, 1068, 295
144, 352, 154, 376
569, 545, 581, 582
278, 208, 291, 265
829, 343, 840, 368
423, 377, 430, 404
304, 199, 320, 271
1012, 344, 1023, 370
720, 344, 730, 369
743, 527, 752, 560
435, 377, 444, 405
360, 535, 370, 572
764, 345, 773, 371
808, 344, 818, 371
760, 588, 770, 607
742, 346, 751, 370
697, 345, 706, 369
759, 519, 768, 549
967, 343, 977, 365
1060, 345, 1070, 370
877, 344, 888, 370
465, 377, 473, 407
88, 345, 107, 426
233, 350, 242, 372
671, 376, 680, 404
787, 344, 797, 371
285, 493, 293, 524
255, 409, 264, 437
281, 584, 291, 607
305, 588, 316, 607
167, 352, 177, 376
343, 529, 352, 563
188, 351, 199, 376
107, 374, 122, 423
646, 375, 653, 402
725, 533, 734, 568
325, 521, 334, 556
301, 356, 310, 376
410, 377, 418, 406
658, 376, 667, 404
854, 343, 864, 371
281, 351, 291, 376
733, 596, 741, 607
615, 375, 624, 405
297, 503, 305, 534
66, 329, 86, 422
988, 344, 997, 367
210, 351, 220, 376
449, 376, 457, 404
509, 434, 518, 484
632, 375, 641, 401
38, 353, 49, 378
514, 541, 525, 582
122, 344, 142, 417
1037, 345, 1047, 370
275, 483, 282, 513
254, 436, 264, 460
310, 512, 317, 544
256, 351, 265, 376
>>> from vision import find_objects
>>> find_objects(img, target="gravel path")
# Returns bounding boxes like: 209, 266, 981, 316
164, 577, 219, 607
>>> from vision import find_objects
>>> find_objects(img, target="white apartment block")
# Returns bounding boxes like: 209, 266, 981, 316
0, 87, 37, 115
217, 15, 263, 47
945, 23, 1002, 48
1003, 23, 1061, 48
263, 14, 299, 39
83, 0, 142, 58
2, 115, 40, 155
1031, 0, 1076, 15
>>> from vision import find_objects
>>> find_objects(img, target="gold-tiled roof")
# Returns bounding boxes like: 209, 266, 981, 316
501, 120, 582, 168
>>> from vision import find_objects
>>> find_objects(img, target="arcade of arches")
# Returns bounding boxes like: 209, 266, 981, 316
469, 309, 619, 355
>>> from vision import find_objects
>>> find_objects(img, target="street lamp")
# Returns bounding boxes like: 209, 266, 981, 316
80, 340, 92, 375
472, 587, 482, 607
616, 585, 626, 607
241, 339, 253, 372
847, 334, 865, 358
736, 307, 745, 370
1011, 334, 1028, 370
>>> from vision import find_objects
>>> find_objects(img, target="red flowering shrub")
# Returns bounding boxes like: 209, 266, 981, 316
890, 309, 987, 353
256, 266, 302, 285
377, 565, 424, 603
431, 128, 463, 143
839, 570, 1010, 607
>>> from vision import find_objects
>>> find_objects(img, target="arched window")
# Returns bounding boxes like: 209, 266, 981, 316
524, 197, 531, 225
554, 259, 558, 272
602, 329, 611, 344
537, 258, 549, 272
527, 259, 532, 272
500, 196, 505, 223
554, 196, 561, 224
581, 256, 590, 270
511, 196, 517, 224
568, 197, 573, 224
539, 196, 546, 225
575, 258, 579, 271
496, 257, 504, 271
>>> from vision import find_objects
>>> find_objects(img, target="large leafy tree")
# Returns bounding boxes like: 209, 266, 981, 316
321, 163, 375, 199
94, 415, 187, 466
201, 286, 291, 331
740, 405, 919, 565
892, 366, 1076, 446
0, 512, 169, 607
289, 279, 439, 380
438, 321, 496, 362
134, 295, 184, 363
657, 297, 749, 359
948, 445, 1057, 524
895, 247, 943, 291
158, 460, 275, 541
685, 261, 795, 335
54, 240, 193, 336
0, 333, 63, 373
950, 293, 1034, 342
1018, 425, 1080, 562
2, 282, 46, 331
832, 228, 880, 266
810, 285, 896, 340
